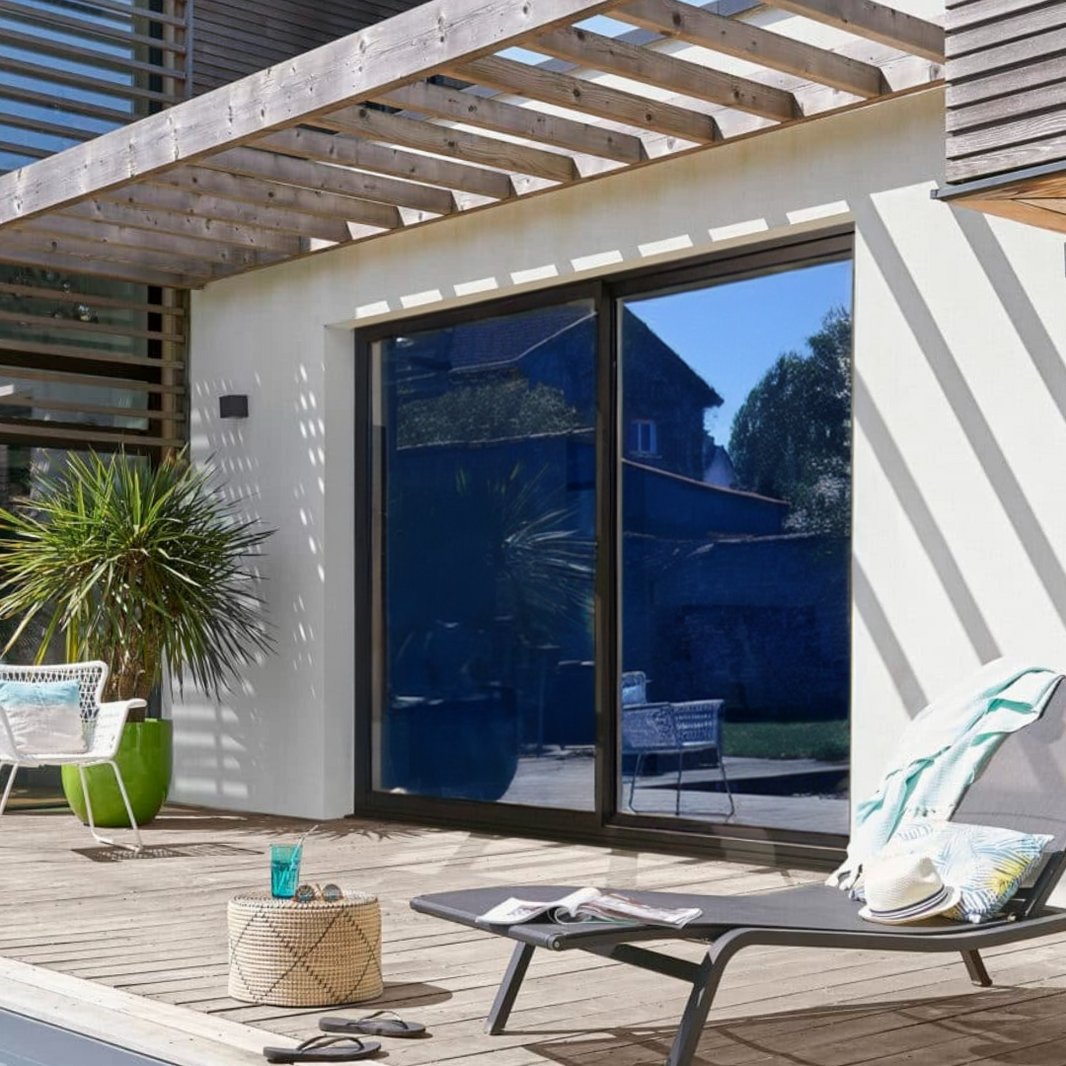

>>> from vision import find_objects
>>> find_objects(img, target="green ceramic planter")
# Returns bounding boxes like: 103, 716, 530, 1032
62, 719, 172, 827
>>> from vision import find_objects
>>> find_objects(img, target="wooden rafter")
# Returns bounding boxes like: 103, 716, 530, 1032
201, 147, 459, 215
374, 80, 646, 164
448, 55, 721, 142
13, 216, 284, 269
612, 0, 888, 98
530, 25, 799, 121
0, 0, 945, 288
154, 169, 401, 233
318, 106, 580, 184
769, 0, 945, 63
63, 199, 305, 254
253, 126, 520, 199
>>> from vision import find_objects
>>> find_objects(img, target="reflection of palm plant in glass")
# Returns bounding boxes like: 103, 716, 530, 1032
484, 464, 595, 649
0, 449, 274, 716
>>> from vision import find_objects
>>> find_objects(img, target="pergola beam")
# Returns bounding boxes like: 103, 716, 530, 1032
160, 168, 404, 231
3, 225, 265, 275
319, 105, 579, 184
202, 146, 459, 216
0, 244, 196, 288
531, 25, 799, 121
19, 213, 286, 267
768, 0, 945, 64
375, 80, 647, 164
254, 125, 521, 199
64, 198, 304, 253
0, 0, 627, 226
449, 55, 721, 143
613, 0, 887, 98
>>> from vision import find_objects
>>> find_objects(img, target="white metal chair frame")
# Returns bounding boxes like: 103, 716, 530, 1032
0, 661, 146, 849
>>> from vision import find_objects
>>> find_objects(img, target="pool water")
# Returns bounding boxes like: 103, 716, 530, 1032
0, 1008, 176, 1066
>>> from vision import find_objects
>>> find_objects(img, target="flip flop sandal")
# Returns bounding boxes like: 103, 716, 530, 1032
262, 1034, 382, 1062
319, 1009, 427, 1038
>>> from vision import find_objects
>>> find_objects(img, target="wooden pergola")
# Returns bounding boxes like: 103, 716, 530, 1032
0, 0, 945, 290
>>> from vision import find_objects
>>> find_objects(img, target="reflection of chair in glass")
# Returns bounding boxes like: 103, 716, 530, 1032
0, 661, 145, 849
620, 671, 733, 817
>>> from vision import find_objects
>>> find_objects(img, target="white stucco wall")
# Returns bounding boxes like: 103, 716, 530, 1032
178, 86, 1066, 822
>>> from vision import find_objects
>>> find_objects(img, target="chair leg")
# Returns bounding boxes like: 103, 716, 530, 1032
0, 762, 17, 816
78, 763, 143, 851
962, 949, 992, 987
486, 943, 535, 1035
718, 750, 735, 819
628, 754, 644, 812
674, 748, 683, 816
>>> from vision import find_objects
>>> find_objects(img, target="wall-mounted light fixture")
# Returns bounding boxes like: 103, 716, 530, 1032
219, 394, 249, 419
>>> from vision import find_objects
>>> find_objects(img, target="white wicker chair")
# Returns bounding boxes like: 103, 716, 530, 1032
0, 661, 146, 849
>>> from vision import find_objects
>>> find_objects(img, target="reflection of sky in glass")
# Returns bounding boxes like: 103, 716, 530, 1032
626, 261, 853, 449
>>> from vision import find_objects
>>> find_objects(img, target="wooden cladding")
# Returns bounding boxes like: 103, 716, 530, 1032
945, 0, 1066, 184
188, 0, 426, 95
0, 270, 186, 451
0, 0, 188, 171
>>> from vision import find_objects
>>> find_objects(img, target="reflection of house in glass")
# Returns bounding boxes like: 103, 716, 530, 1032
382, 299, 844, 782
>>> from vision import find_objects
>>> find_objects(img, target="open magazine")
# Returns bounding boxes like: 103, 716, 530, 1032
477, 887, 702, 929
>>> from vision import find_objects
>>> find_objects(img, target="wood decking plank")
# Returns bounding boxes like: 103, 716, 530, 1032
1, 805, 1065, 1066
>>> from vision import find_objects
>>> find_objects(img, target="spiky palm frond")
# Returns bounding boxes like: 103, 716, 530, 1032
0, 449, 274, 707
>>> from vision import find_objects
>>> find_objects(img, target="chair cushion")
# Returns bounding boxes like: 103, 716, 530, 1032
877, 820, 1052, 923
0, 679, 87, 755
621, 673, 647, 706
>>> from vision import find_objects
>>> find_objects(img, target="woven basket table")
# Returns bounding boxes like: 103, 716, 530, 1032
227, 890, 383, 1007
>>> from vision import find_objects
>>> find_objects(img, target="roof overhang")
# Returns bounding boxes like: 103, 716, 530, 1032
0, 0, 946, 289
934, 161, 1066, 238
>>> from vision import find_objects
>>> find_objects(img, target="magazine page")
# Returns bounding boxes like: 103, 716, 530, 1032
479, 887, 600, 925
569, 891, 702, 928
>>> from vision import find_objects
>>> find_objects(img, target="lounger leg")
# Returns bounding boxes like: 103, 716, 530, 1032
962, 949, 992, 987
666, 933, 745, 1066
486, 943, 535, 1035
0, 762, 17, 816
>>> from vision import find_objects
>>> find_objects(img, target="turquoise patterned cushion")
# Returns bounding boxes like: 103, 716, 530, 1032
880, 820, 1052, 923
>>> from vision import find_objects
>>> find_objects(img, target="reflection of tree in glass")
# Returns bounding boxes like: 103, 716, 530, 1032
398, 379, 586, 447
729, 308, 851, 534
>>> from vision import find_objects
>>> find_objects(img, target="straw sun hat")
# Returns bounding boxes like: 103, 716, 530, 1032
858, 853, 962, 925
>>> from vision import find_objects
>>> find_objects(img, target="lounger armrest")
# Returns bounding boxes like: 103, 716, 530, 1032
89, 699, 146, 758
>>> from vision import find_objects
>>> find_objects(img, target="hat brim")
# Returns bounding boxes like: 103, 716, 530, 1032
858, 884, 963, 925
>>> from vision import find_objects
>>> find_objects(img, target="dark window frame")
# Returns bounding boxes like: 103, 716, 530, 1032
354, 225, 854, 872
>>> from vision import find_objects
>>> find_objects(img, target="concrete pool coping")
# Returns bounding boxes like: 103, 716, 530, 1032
0, 956, 281, 1066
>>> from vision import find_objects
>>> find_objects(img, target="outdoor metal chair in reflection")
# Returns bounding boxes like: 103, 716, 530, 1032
0, 661, 145, 850
620, 671, 734, 817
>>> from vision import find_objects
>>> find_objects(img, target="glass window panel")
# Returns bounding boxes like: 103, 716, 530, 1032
619, 260, 852, 832
373, 300, 598, 808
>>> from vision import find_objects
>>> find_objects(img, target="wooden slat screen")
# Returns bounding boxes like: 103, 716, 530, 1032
0, 0, 188, 453
189, 0, 427, 95
945, 0, 1066, 184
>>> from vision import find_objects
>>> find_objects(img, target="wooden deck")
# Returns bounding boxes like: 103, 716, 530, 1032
4, 804, 1066, 1066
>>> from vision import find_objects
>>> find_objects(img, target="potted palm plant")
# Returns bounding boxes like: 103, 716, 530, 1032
0, 448, 273, 826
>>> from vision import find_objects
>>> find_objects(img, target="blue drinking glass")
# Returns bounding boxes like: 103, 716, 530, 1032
270, 843, 302, 898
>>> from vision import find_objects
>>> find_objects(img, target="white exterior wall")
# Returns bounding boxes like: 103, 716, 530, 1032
178, 87, 1066, 822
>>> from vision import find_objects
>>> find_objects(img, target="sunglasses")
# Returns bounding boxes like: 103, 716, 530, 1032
294, 882, 344, 903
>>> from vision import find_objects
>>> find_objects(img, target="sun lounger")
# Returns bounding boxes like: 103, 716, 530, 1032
411, 679, 1066, 1066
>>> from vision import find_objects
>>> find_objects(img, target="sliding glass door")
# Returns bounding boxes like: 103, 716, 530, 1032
618, 261, 852, 833
370, 299, 598, 810
361, 231, 854, 856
